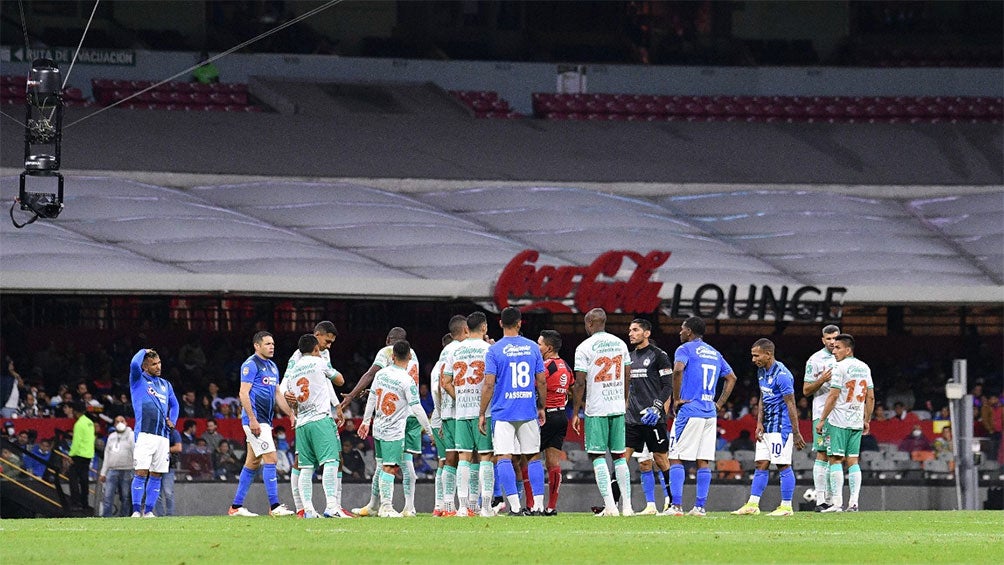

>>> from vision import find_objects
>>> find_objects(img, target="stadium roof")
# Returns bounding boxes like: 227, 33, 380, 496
2, 174, 1001, 305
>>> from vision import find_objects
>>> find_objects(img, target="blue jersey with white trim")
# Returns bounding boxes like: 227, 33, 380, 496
129, 349, 179, 439
485, 336, 545, 422
758, 360, 795, 435
240, 354, 280, 425
673, 339, 733, 419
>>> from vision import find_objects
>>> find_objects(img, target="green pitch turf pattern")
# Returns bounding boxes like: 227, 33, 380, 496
2, 511, 1001, 564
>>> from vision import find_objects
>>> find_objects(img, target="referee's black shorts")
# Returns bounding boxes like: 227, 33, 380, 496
625, 423, 669, 454
540, 408, 568, 451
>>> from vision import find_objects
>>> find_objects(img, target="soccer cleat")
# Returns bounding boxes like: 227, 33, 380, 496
846, 505, 859, 512
687, 506, 707, 517
323, 508, 354, 518
590, 506, 605, 515
731, 502, 761, 515
130, 511, 142, 518
820, 505, 843, 513
378, 507, 403, 518
401, 509, 417, 518
479, 507, 495, 517
352, 505, 376, 517
269, 504, 295, 517
303, 510, 319, 519
621, 506, 635, 517
441, 510, 457, 517
432, 509, 443, 517
594, 506, 619, 517
639, 503, 659, 516
339, 507, 355, 518
542, 508, 558, 516
663, 504, 685, 516
228, 506, 258, 517
491, 496, 506, 514
506, 509, 525, 517
296, 509, 305, 519
814, 503, 832, 513
525, 508, 542, 516
768, 504, 794, 517
143, 511, 156, 518
662, 500, 671, 514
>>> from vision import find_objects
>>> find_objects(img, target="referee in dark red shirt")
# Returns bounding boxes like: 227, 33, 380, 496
536, 329, 573, 516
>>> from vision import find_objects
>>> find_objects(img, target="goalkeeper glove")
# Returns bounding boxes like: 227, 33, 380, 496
640, 404, 662, 427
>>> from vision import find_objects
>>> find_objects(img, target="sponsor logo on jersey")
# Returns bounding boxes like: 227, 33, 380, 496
502, 343, 533, 357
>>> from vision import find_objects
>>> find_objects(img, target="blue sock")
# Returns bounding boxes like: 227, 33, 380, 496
143, 475, 162, 513
263, 463, 279, 506
669, 464, 685, 505
527, 459, 545, 501
751, 469, 769, 497
658, 469, 670, 500
779, 467, 795, 503
131, 474, 146, 513
641, 470, 655, 503
232, 466, 256, 507
695, 467, 712, 508
496, 459, 518, 497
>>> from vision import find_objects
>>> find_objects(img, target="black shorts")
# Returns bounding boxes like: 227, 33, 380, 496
540, 408, 568, 451
625, 423, 669, 454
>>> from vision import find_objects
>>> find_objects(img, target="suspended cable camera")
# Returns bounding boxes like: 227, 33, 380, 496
13, 58, 64, 227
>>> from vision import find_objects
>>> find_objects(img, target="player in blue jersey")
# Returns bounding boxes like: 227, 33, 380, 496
667, 317, 737, 516
479, 307, 548, 516
732, 338, 806, 517
228, 331, 295, 517
129, 348, 179, 517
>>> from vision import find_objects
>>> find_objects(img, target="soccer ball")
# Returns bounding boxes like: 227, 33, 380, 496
802, 489, 816, 503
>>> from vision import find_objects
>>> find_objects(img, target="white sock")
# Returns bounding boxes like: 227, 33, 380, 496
334, 470, 342, 510
828, 464, 844, 508
813, 459, 829, 504
434, 465, 444, 511
479, 460, 494, 510
322, 464, 338, 513
614, 458, 631, 512
290, 468, 303, 512
402, 458, 416, 512
367, 458, 382, 509
456, 460, 471, 511
593, 459, 616, 510
299, 466, 315, 514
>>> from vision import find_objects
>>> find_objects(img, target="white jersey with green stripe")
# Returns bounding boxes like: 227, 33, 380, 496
444, 338, 491, 420
368, 365, 420, 442
373, 345, 420, 386
827, 356, 873, 430
436, 340, 462, 419
283, 355, 335, 428
805, 347, 837, 420
284, 348, 341, 418
574, 331, 631, 417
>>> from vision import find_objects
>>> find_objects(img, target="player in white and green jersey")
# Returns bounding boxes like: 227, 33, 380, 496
284, 333, 343, 519
571, 308, 632, 517
803, 324, 840, 510
816, 333, 874, 513
357, 340, 434, 518
442, 312, 493, 517
345, 327, 421, 516
436, 315, 468, 516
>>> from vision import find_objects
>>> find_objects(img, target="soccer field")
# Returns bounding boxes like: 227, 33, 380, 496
1, 511, 1001, 564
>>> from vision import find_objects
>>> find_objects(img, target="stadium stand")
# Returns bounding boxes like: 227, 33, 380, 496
89, 78, 262, 112
448, 90, 522, 119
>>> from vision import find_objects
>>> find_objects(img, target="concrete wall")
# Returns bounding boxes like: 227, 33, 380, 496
2, 51, 1000, 115
158, 481, 982, 516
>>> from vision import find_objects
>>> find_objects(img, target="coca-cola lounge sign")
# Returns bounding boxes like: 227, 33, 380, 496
494, 250, 845, 321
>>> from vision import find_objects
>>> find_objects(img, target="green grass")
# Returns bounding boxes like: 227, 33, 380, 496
2, 511, 1001, 564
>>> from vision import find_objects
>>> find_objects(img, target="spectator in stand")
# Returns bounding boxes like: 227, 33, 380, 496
980, 394, 1001, 459
104, 392, 131, 420
99, 415, 135, 517
885, 378, 916, 412
18, 392, 44, 418
419, 383, 434, 416
196, 394, 215, 419
178, 333, 208, 377
934, 406, 951, 422
341, 440, 366, 480
201, 418, 224, 453
898, 424, 932, 453
715, 427, 729, 451
155, 428, 182, 516
1, 445, 21, 472
180, 419, 198, 450
339, 418, 365, 451
213, 440, 241, 480
215, 402, 236, 420
872, 404, 888, 422
15, 430, 32, 450
25, 438, 53, 479
66, 400, 95, 511
730, 429, 755, 452
207, 382, 221, 408
796, 397, 811, 421
179, 391, 198, 419
933, 426, 953, 457
1, 357, 23, 419
82, 392, 103, 414
49, 384, 69, 409
891, 402, 919, 422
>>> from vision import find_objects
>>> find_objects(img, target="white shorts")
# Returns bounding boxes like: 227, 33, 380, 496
133, 432, 170, 474
492, 419, 540, 456
754, 432, 793, 466
243, 423, 277, 457
668, 416, 716, 462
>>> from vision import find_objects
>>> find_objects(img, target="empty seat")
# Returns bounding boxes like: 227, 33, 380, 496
716, 459, 743, 479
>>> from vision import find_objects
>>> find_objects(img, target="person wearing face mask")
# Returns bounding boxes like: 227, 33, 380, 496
100, 416, 135, 517
898, 424, 932, 454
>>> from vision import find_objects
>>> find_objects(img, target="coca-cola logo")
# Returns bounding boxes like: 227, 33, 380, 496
494, 250, 671, 314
